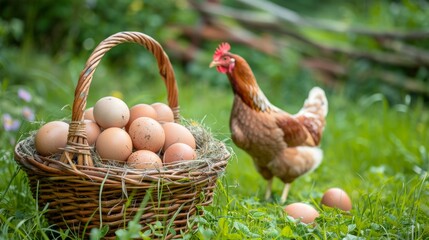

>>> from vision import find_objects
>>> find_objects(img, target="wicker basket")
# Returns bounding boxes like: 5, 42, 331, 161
14, 31, 230, 239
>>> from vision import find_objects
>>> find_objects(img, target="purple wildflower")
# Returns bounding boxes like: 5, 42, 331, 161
2, 113, 20, 131
22, 106, 35, 121
18, 88, 32, 102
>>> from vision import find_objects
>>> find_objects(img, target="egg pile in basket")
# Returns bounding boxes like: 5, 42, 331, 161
14, 31, 230, 239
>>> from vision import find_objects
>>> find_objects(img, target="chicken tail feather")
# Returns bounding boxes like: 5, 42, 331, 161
302, 87, 328, 118
294, 87, 328, 146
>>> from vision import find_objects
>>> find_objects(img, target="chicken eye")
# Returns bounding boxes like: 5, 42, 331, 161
223, 57, 228, 61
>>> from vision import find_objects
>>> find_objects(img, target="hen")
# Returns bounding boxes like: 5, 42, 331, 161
210, 43, 328, 203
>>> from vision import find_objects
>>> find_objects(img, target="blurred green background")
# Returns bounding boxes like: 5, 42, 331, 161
2, 0, 428, 111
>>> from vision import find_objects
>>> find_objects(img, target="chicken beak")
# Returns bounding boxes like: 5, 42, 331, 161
209, 60, 219, 68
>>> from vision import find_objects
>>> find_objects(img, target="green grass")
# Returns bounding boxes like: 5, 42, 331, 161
196, 90, 429, 239
1, 50, 428, 240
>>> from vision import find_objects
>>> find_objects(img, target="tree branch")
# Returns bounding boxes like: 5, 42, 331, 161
238, 0, 429, 40
187, 0, 429, 97
193, 1, 427, 67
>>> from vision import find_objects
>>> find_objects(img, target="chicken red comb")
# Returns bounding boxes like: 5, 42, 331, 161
213, 42, 231, 60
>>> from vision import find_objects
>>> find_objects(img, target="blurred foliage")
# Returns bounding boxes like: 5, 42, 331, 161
0, 0, 188, 54
217, 0, 429, 103
0, 0, 428, 117
0, 0, 191, 122
277, 0, 429, 30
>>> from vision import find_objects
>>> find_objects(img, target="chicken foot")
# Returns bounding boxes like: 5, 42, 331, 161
265, 180, 291, 203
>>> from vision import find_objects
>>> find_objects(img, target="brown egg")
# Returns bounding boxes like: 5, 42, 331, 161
321, 188, 352, 211
162, 122, 196, 151
127, 150, 163, 170
35, 121, 69, 156
151, 102, 174, 123
84, 120, 101, 146
284, 203, 319, 224
93, 96, 130, 129
125, 103, 158, 131
84, 107, 95, 121
163, 143, 197, 164
128, 117, 165, 152
95, 127, 132, 162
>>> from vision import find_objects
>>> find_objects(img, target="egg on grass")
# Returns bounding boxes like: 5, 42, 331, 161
321, 188, 352, 211
284, 202, 320, 224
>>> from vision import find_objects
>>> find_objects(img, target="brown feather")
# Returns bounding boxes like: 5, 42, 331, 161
275, 115, 309, 147
227, 54, 273, 112
295, 114, 324, 146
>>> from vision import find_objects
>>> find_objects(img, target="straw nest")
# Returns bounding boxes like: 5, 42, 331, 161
17, 119, 230, 173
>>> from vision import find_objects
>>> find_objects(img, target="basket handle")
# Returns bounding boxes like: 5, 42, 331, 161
73, 31, 179, 122
61, 32, 179, 167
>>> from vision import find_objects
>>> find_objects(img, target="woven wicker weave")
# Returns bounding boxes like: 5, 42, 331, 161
14, 31, 230, 239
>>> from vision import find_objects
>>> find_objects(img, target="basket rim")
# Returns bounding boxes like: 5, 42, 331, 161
14, 127, 231, 183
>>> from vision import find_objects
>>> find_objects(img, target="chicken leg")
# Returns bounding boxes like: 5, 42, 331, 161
280, 183, 291, 204
266, 181, 291, 203
265, 179, 273, 200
